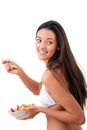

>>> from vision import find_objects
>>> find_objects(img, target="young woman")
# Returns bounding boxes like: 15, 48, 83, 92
2, 20, 87, 130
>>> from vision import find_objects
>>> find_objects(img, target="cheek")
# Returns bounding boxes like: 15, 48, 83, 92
35, 43, 38, 50
52, 50, 56, 56
49, 46, 57, 57
49, 49, 56, 58
50, 46, 57, 54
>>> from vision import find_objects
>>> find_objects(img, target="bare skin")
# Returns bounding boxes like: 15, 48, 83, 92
46, 103, 83, 130
2, 60, 84, 130
2, 29, 85, 130
39, 70, 83, 130
46, 105, 82, 130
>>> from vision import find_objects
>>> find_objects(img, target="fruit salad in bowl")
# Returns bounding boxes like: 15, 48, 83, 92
9, 103, 32, 118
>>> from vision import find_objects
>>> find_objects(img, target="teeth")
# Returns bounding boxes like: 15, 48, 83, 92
39, 51, 46, 54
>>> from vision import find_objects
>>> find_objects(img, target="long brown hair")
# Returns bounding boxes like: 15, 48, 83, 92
36, 20, 87, 109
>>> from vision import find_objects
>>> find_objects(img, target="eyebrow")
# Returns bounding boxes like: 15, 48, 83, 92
36, 36, 54, 40
36, 36, 41, 38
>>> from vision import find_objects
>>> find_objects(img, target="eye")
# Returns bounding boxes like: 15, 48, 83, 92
36, 38, 42, 43
47, 41, 53, 45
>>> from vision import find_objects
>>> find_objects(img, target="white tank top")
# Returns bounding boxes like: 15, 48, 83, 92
39, 84, 58, 107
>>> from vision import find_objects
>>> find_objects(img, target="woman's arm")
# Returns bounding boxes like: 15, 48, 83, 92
15, 103, 85, 124
2, 59, 41, 95
41, 70, 85, 125
17, 68, 41, 95
39, 99, 85, 125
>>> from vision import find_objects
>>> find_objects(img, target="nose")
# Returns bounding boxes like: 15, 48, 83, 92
39, 42, 46, 49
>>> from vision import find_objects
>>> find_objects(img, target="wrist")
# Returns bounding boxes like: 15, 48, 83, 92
38, 106, 46, 113
17, 67, 24, 76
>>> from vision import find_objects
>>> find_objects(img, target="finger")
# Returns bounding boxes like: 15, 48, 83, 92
7, 60, 19, 67
2, 59, 10, 64
17, 113, 30, 120
5, 63, 11, 71
2, 59, 18, 66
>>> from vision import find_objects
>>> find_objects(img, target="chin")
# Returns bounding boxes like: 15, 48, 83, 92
38, 57, 47, 61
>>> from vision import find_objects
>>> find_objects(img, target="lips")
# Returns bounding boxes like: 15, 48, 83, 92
39, 50, 47, 54
37, 50, 48, 60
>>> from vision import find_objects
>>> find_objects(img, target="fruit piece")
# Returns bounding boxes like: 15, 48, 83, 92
13, 65, 18, 69
10, 108, 15, 112
28, 104, 32, 107
20, 104, 26, 108
17, 105, 20, 111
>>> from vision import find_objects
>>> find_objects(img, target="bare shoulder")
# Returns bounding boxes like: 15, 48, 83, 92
42, 69, 68, 85
41, 69, 70, 104
41, 69, 54, 84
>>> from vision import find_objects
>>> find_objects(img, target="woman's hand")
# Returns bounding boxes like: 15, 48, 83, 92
2, 59, 21, 74
17, 104, 41, 120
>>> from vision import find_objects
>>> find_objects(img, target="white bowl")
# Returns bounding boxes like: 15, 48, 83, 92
8, 110, 28, 118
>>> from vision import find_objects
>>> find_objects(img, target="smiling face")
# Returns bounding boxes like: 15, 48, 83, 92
35, 29, 58, 63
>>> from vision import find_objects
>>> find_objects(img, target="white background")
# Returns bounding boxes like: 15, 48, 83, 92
0, 0, 87, 129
